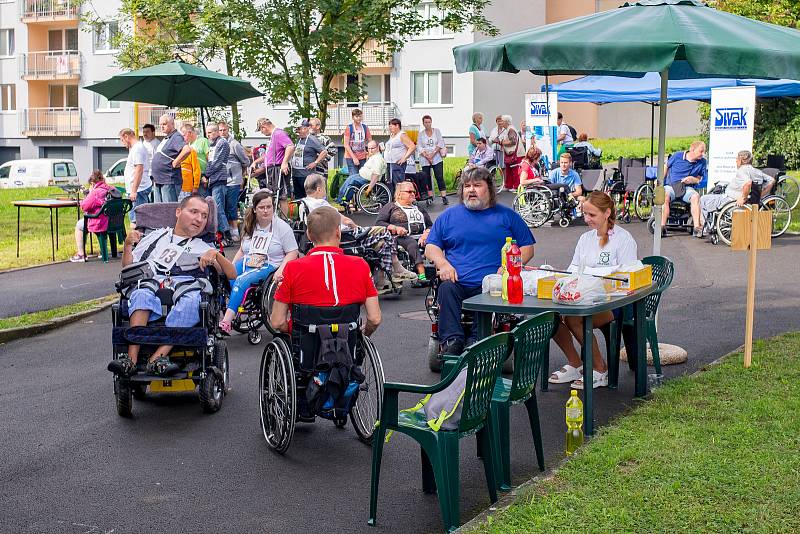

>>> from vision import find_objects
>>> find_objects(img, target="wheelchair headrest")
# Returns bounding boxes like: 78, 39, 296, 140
134, 197, 218, 237
291, 303, 361, 328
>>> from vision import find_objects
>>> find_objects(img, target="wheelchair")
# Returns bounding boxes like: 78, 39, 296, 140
704, 183, 792, 246
110, 200, 231, 418
453, 161, 502, 191
513, 182, 578, 228
339, 173, 392, 216
230, 270, 280, 345
259, 304, 385, 454
424, 275, 519, 374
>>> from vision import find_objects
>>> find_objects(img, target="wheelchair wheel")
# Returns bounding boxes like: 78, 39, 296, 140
489, 166, 503, 191
260, 337, 297, 454
513, 189, 551, 228
350, 336, 385, 444
715, 202, 741, 246
427, 335, 441, 372
132, 384, 147, 401
634, 183, 654, 221
214, 340, 230, 393
260, 274, 279, 336
558, 216, 570, 228
357, 182, 391, 215
775, 175, 800, 210
248, 329, 263, 345
200, 365, 225, 414
114, 378, 133, 418
760, 195, 792, 237
647, 217, 656, 235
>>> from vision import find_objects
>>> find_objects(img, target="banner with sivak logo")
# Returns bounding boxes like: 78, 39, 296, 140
708, 86, 756, 188
524, 92, 559, 163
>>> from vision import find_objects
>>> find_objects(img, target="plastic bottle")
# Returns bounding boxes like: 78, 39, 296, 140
500, 237, 512, 300
565, 390, 584, 455
506, 240, 523, 304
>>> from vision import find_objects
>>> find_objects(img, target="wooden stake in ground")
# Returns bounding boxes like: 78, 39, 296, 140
731, 205, 772, 368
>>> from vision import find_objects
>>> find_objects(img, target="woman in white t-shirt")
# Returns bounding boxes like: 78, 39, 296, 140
548, 191, 638, 389
219, 189, 299, 333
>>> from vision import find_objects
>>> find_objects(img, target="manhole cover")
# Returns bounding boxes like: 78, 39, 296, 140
398, 310, 430, 321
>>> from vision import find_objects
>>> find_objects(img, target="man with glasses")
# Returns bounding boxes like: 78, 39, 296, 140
336, 140, 385, 205
376, 182, 433, 283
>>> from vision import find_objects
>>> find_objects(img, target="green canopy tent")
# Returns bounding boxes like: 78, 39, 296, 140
85, 60, 263, 133
454, 0, 800, 254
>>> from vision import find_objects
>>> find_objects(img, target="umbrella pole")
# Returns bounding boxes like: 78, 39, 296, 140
653, 69, 669, 256
200, 107, 207, 136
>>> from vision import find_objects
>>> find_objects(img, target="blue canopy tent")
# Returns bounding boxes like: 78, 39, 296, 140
543, 72, 800, 162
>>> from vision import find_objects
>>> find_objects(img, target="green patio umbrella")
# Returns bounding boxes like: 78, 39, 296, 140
85, 60, 263, 107
454, 0, 800, 254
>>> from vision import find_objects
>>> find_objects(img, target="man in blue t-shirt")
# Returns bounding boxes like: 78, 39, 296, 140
662, 140, 706, 237
547, 152, 584, 201
426, 167, 535, 357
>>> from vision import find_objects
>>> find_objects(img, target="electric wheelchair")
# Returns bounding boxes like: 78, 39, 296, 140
110, 199, 230, 418
259, 304, 385, 454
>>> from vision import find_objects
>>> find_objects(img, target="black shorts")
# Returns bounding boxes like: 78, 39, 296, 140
265, 165, 289, 200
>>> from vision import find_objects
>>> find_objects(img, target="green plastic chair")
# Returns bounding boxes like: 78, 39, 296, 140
84, 198, 132, 262
607, 255, 675, 385
490, 312, 557, 490
368, 331, 513, 533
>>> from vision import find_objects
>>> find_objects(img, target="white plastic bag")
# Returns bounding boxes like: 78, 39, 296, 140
521, 270, 552, 296
552, 261, 607, 306
482, 274, 502, 294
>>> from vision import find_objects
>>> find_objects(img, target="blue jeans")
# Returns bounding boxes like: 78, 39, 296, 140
227, 258, 277, 314
130, 186, 152, 223
437, 281, 482, 345
209, 181, 229, 233
337, 174, 368, 203
387, 163, 405, 194
345, 158, 364, 176
224, 184, 241, 222
153, 183, 178, 203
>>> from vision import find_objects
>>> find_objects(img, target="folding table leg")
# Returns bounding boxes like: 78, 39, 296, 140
634, 299, 647, 397
582, 315, 594, 436
50, 208, 55, 261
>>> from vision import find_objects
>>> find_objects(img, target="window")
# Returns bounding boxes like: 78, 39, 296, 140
0, 29, 14, 56
93, 82, 120, 111
0, 84, 15, 111
49, 84, 79, 108
94, 22, 119, 52
445, 145, 455, 155
414, 2, 453, 39
411, 71, 453, 106
53, 162, 77, 178
48, 29, 78, 51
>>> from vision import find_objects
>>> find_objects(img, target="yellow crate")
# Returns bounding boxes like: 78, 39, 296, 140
537, 276, 559, 299
611, 264, 653, 290
149, 379, 197, 393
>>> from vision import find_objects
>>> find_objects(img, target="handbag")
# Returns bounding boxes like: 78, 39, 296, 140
117, 260, 155, 289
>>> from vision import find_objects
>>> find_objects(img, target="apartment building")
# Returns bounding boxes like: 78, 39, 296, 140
0, 0, 699, 174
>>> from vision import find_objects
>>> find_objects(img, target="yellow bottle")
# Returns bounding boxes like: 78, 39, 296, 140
501, 236, 512, 301
565, 390, 584, 455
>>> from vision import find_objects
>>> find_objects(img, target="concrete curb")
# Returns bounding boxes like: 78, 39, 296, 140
0, 300, 114, 344
456, 343, 748, 533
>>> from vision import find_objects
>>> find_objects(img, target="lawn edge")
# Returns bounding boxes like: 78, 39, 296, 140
455, 343, 745, 534
0, 295, 116, 344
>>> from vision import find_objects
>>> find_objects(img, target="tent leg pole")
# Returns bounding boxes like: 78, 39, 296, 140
650, 103, 655, 165
653, 69, 669, 257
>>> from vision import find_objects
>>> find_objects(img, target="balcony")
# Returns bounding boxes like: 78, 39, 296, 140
359, 40, 393, 70
323, 102, 399, 136
19, 0, 80, 23
136, 105, 199, 132
20, 51, 81, 80
21, 107, 81, 136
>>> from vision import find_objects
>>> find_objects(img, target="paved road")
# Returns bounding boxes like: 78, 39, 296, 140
1, 195, 798, 533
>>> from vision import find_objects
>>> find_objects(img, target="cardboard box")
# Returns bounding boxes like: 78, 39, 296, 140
537, 276, 559, 299
611, 264, 653, 290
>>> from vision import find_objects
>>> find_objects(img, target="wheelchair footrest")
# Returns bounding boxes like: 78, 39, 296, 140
125, 370, 198, 383
113, 326, 208, 347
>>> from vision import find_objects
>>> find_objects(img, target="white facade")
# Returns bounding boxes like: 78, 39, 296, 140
0, 0, 699, 176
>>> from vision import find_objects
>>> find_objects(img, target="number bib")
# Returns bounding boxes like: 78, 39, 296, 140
399, 205, 426, 237
245, 227, 273, 269
148, 233, 191, 273
291, 138, 307, 170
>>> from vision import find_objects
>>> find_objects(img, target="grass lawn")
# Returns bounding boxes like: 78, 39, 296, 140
470, 333, 800, 533
0, 294, 117, 330
593, 136, 696, 163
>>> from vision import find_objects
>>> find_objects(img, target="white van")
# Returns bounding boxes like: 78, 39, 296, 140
104, 158, 127, 181
0, 159, 80, 189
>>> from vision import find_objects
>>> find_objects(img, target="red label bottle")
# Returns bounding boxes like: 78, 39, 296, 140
506, 240, 523, 304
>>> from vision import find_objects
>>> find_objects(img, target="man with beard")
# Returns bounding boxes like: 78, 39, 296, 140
425, 167, 535, 356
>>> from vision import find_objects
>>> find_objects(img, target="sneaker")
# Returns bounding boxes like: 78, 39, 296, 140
108, 357, 137, 377
146, 356, 179, 377
661, 227, 667, 238
442, 338, 465, 356
571, 370, 609, 390
391, 269, 418, 283
218, 321, 232, 336
693, 227, 704, 238
69, 254, 86, 263
376, 281, 393, 295
497, 186, 505, 193
441, 196, 449, 205
548, 364, 583, 384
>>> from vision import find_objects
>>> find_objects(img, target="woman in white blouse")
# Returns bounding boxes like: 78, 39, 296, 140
417, 115, 449, 204
548, 191, 638, 389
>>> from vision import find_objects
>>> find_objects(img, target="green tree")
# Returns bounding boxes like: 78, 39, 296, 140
701, 1, 800, 167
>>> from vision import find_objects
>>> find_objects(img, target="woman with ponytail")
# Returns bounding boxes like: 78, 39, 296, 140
548, 191, 638, 390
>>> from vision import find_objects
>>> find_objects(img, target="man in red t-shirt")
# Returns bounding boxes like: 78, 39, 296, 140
270, 206, 382, 335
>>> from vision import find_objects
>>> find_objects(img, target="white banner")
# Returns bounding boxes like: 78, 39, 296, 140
708, 86, 756, 188
524, 92, 558, 161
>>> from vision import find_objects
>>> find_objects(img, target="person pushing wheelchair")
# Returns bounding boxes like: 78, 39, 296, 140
425, 167, 535, 356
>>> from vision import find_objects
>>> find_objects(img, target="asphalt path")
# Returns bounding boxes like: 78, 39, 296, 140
1, 195, 798, 533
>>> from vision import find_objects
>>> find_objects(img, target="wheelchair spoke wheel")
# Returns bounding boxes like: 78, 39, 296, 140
513, 189, 550, 228
357, 183, 391, 215
776, 176, 800, 210
260, 338, 296, 454
760, 195, 792, 237
715, 202, 741, 246
260, 275, 279, 336
351, 336, 385, 444
634, 183, 654, 221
